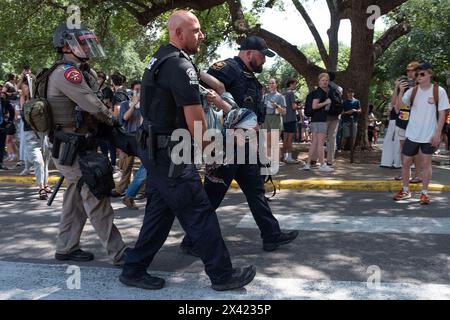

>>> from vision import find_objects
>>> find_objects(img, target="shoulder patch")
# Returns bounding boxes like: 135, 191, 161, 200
64, 66, 83, 84
147, 57, 158, 70
186, 68, 199, 85
211, 61, 227, 71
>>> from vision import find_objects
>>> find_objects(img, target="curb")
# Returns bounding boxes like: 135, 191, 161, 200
261, 180, 450, 192
2, 175, 450, 192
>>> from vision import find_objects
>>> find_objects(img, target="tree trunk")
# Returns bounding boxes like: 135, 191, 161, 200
340, 1, 375, 150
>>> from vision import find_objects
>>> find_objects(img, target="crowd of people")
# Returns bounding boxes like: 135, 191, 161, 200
0, 66, 146, 208
260, 72, 382, 173
3, 63, 449, 203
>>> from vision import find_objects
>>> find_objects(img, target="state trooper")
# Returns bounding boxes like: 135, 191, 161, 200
119, 11, 255, 291
47, 23, 127, 264
181, 36, 299, 255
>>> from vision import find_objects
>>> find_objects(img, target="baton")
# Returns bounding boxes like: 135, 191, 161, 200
47, 175, 65, 206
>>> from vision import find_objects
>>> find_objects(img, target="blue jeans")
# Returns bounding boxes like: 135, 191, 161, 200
125, 164, 147, 198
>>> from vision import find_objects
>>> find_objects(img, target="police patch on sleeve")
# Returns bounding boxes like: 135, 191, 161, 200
147, 57, 158, 70
186, 68, 199, 85
64, 66, 83, 84
211, 61, 227, 71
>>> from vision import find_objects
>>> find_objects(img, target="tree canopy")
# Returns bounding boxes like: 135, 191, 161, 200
1, 0, 448, 120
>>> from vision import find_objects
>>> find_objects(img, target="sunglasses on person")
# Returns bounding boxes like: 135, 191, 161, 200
416, 71, 428, 77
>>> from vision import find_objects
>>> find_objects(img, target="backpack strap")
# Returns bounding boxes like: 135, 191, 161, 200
35, 61, 68, 99
409, 85, 419, 107
433, 83, 440, 121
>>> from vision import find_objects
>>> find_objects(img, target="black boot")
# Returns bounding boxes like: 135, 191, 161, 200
263, 231, 299, 252
55, 249, 94, 262
119, 272, 165, 290
211, 265, 256, 291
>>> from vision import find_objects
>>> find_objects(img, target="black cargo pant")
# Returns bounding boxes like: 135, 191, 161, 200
122, 147, 234, 285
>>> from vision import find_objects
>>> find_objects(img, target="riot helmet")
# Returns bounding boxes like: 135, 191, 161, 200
53, 23, 106, 60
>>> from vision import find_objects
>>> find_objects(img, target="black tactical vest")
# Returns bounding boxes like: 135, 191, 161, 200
140, 46, 196, 135
223, 58, 265, 124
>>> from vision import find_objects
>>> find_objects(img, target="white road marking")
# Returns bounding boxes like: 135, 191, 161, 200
1, 261, 450, 300
237, 213, 450, 235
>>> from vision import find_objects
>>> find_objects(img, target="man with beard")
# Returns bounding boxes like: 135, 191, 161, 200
119, 11, 256, 291
180, 36, 299, 256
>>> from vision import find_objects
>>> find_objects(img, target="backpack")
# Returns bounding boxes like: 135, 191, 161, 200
327, 87, 344, 116
23, 62, 65, 132
410, 84, 440, 120
304, 90, 315, 117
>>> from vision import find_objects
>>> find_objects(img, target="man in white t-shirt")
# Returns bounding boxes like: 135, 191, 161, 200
394, 63, 450, 204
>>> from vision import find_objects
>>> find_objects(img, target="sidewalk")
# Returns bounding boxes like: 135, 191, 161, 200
1, 144, 449, 192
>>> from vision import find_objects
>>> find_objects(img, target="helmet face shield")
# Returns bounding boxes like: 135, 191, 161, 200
65, 30, 106, 59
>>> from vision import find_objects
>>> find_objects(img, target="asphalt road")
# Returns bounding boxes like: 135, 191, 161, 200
1, 185, 450, 300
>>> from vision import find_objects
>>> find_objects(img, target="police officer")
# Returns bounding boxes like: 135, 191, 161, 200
48, 23, 127, 264
119, 11, 255, 291
181, 36, 298, 254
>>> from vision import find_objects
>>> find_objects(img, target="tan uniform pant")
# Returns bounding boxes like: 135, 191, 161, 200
116, 154, 135, 193
326, 116, 340, 164
53, 154, 127, 263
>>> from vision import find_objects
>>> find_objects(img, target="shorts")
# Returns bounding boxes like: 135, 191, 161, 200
262, 114, 282, 132
396, 126, 406, 141
342, 122, 357, 138
283, 121, 297, 133
310, 122, 328, 134
402, 138, 437, 157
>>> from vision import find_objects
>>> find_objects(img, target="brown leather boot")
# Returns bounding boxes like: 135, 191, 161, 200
122, 196, 139, 210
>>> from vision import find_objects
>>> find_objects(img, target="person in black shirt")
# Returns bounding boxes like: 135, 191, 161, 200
302, 73, 334, 172
180, 35, 299, 255
0, 91, 15, 170
119, 10, 255, 292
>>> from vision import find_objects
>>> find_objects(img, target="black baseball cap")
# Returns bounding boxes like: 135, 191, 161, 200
416, 62, 433, 71
239, 36, 275, 57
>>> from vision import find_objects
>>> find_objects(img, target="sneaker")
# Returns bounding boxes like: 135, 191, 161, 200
285, 157, 299, 164
319, 164, 334, 172
119, 272, 165, 290
211, 265, 256, 291
0, 164, 9, 170
7, 154, 18, 162
263, 231, 299, 252
135, 193, 146, 200
420, 193, 430, 205
409, 177, 422, 184
123, 196, 139, 210
111, 189, 124, 198
19, 168, 31, 176
393, 190, 411, 201
301, 164, 311, 171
